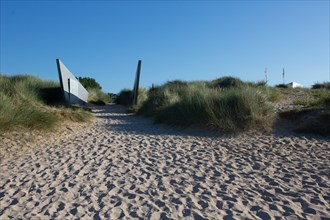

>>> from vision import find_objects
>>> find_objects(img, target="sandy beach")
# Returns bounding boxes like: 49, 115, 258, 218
0, 104, 329, 219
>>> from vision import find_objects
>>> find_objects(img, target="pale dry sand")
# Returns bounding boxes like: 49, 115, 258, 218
0, 104, 329, 219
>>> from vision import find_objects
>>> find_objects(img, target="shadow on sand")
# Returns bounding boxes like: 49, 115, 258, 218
90, 104, 330, 141
89, 104, 221, 138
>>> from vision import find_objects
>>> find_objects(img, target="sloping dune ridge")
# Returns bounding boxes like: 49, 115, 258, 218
0, 104, 329, 219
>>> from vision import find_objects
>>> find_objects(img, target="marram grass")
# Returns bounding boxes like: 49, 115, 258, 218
136, 79, 276, 133
87, 88, 111, 104
0, 74, 92, 132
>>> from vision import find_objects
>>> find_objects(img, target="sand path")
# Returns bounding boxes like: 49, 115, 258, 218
1, 104, 329, 219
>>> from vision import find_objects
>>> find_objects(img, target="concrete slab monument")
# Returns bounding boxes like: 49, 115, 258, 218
56, 59, 89, 105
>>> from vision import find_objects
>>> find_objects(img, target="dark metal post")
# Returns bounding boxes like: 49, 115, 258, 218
68, 78, 71, 103
56, 59, 65, 99
133, 60, 142, 105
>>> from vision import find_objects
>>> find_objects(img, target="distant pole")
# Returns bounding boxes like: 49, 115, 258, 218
264, 67, 268, 82
282, 68, 285, 84
133, 60, 142, 105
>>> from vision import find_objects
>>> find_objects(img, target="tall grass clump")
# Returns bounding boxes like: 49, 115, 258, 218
137, 79, 276, 133
139, 82, 207, 125
0, 74, 92, 132
264, 87, 282, 102
87, 88, 111, 105
206, 87, 275, 132
78, 76, 111, 105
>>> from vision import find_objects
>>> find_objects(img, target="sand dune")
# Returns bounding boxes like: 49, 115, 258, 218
1, 104, 329, 219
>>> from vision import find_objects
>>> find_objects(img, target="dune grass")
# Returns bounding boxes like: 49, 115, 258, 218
87, 88, 111, 105
116, 77, 328, 134
136, 78, 276, 133
211, 76, 244, 88
0, 74, 92, 132
115, 88, 148, 110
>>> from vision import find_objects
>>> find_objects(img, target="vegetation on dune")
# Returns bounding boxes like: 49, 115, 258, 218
294, 96, 330, 108
87, 88, 111, 105
0, 74, 92, 132
78, 77, 101, 90
4, 73, 328, 135
206, 87, 275, 132
116, 76, 329, 135
78, 76, 111, 105
115, 88, 148, 110
290, 87, 330, 108
115, 89, 134, 106
279, 85, 330, 135
275, 84, 289, 89
136, 78, 276, 133
312, 82, 330, 90
211, 76, 244, 89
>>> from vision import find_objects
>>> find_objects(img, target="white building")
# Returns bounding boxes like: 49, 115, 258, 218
287, 82, 304, 88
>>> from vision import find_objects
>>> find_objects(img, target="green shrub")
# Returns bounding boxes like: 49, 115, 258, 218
116, 89, 134, 106
312, 82, 330, 90
246, 80, 268, 87
78, 77, 102, 90
116, 87, 148, 109
275, 84, 289, 89
108, 93, 118, 102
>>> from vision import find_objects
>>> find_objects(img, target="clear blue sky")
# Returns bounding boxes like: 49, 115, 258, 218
1, 0, 329, 93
